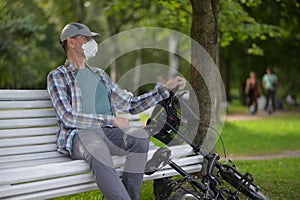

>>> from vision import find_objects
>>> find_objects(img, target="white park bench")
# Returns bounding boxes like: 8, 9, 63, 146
0, 89, 203, 200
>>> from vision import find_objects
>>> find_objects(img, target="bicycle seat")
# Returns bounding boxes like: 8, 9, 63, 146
144, 147, 171, 175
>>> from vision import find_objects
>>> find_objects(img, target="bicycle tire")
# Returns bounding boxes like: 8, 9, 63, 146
171, 189, 203, 200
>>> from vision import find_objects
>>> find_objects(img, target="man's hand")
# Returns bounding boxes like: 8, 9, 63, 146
165, 76, 186, 91
113, 117, 129, 128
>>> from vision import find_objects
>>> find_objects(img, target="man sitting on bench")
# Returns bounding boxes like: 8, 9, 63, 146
47, 22, 186, 200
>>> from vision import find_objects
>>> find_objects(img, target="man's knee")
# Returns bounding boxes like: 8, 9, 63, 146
126, 128, 149, 153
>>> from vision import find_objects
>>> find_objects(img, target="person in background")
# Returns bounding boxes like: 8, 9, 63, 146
244, 71, 259, 114
262, 67, 278, 112
47, 22, 186, 200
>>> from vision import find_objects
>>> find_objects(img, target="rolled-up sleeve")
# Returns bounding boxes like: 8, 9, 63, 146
108, 78, 170, 114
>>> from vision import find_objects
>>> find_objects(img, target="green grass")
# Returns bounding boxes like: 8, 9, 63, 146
216, 112, 300, 157
233, 158, 300, 200
226, 99, 248, 114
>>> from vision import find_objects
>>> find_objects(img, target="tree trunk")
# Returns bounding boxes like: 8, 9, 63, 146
75, 0, 84, 22
107, 16, 120, 81
190, 0, 219, 174
153, 1, 220, 198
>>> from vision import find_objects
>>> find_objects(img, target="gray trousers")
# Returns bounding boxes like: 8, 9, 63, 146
71, 127, 150, 200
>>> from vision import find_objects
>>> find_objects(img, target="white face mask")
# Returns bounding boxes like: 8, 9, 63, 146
82, 39, 98, 60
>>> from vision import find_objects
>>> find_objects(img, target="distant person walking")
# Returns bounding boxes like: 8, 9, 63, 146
244, 71, 259, 114
262, 67, 278, 112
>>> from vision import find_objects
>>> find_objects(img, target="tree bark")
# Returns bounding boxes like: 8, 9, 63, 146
75, 0, 84, 22
190, 0, 219, 142
190, 0, 219, 174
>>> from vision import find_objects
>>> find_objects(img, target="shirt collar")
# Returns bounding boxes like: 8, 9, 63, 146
64, 60, 97, 73
64, 60, 98, 77
64, 60, 79, 74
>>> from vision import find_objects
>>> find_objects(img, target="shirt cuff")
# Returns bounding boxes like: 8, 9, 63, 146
158, 85, 170, 99
101, 115, 114, 127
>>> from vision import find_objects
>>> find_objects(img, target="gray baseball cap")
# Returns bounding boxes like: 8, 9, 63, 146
60, 22, 100, 43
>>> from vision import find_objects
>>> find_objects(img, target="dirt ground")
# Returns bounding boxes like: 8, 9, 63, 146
225, 109, 295, 121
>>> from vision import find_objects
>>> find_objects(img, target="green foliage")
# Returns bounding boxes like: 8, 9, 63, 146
0, 0, 62, 88
220, 0, 300, 100
0, 0, 299, 98
219, 0, 280, 48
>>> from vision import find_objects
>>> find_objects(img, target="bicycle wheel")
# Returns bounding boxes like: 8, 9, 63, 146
171, 189, 202, 200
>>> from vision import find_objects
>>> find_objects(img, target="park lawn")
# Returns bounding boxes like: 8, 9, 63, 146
233, 157, 300, 200
216, 112, 300, 157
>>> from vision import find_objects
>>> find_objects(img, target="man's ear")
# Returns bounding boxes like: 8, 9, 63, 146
67, 38, 75, 49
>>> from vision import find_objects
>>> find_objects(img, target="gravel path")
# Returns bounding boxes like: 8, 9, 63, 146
225, 110, 288, 121
226, 150, 300, 161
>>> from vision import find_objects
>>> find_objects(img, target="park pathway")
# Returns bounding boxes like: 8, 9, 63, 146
225, 110, 289, 121
226, 150, 300, 161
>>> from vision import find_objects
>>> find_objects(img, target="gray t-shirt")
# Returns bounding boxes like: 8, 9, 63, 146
76, 68, 112, 115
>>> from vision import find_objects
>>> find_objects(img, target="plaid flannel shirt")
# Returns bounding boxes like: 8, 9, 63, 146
47, 61, 170, 155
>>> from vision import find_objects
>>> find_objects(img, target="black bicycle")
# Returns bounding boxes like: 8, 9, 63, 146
144, 89, 269, 200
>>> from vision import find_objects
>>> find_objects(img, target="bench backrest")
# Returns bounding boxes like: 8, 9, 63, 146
0, 90, 65, 170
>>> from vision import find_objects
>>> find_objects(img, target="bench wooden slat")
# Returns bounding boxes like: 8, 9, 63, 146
0, 157, 72, 170
0, 90, 49, 100
1, 152, 128, 169
0, 173, 96, 199
0, 135, 56, 147
7, 182, 98, 200
0, 151, 64, 164
164, 156, 203, 169
0, 160, 90, 185
0, 100, 53, 109
0, 117, 57, 129
0, 127, 57, 138
143, 164, 202, 181
0, 144, 56, 156
0, 109, 56, 119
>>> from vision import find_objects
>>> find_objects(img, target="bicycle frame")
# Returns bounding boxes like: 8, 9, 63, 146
145, 90, 269, 200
